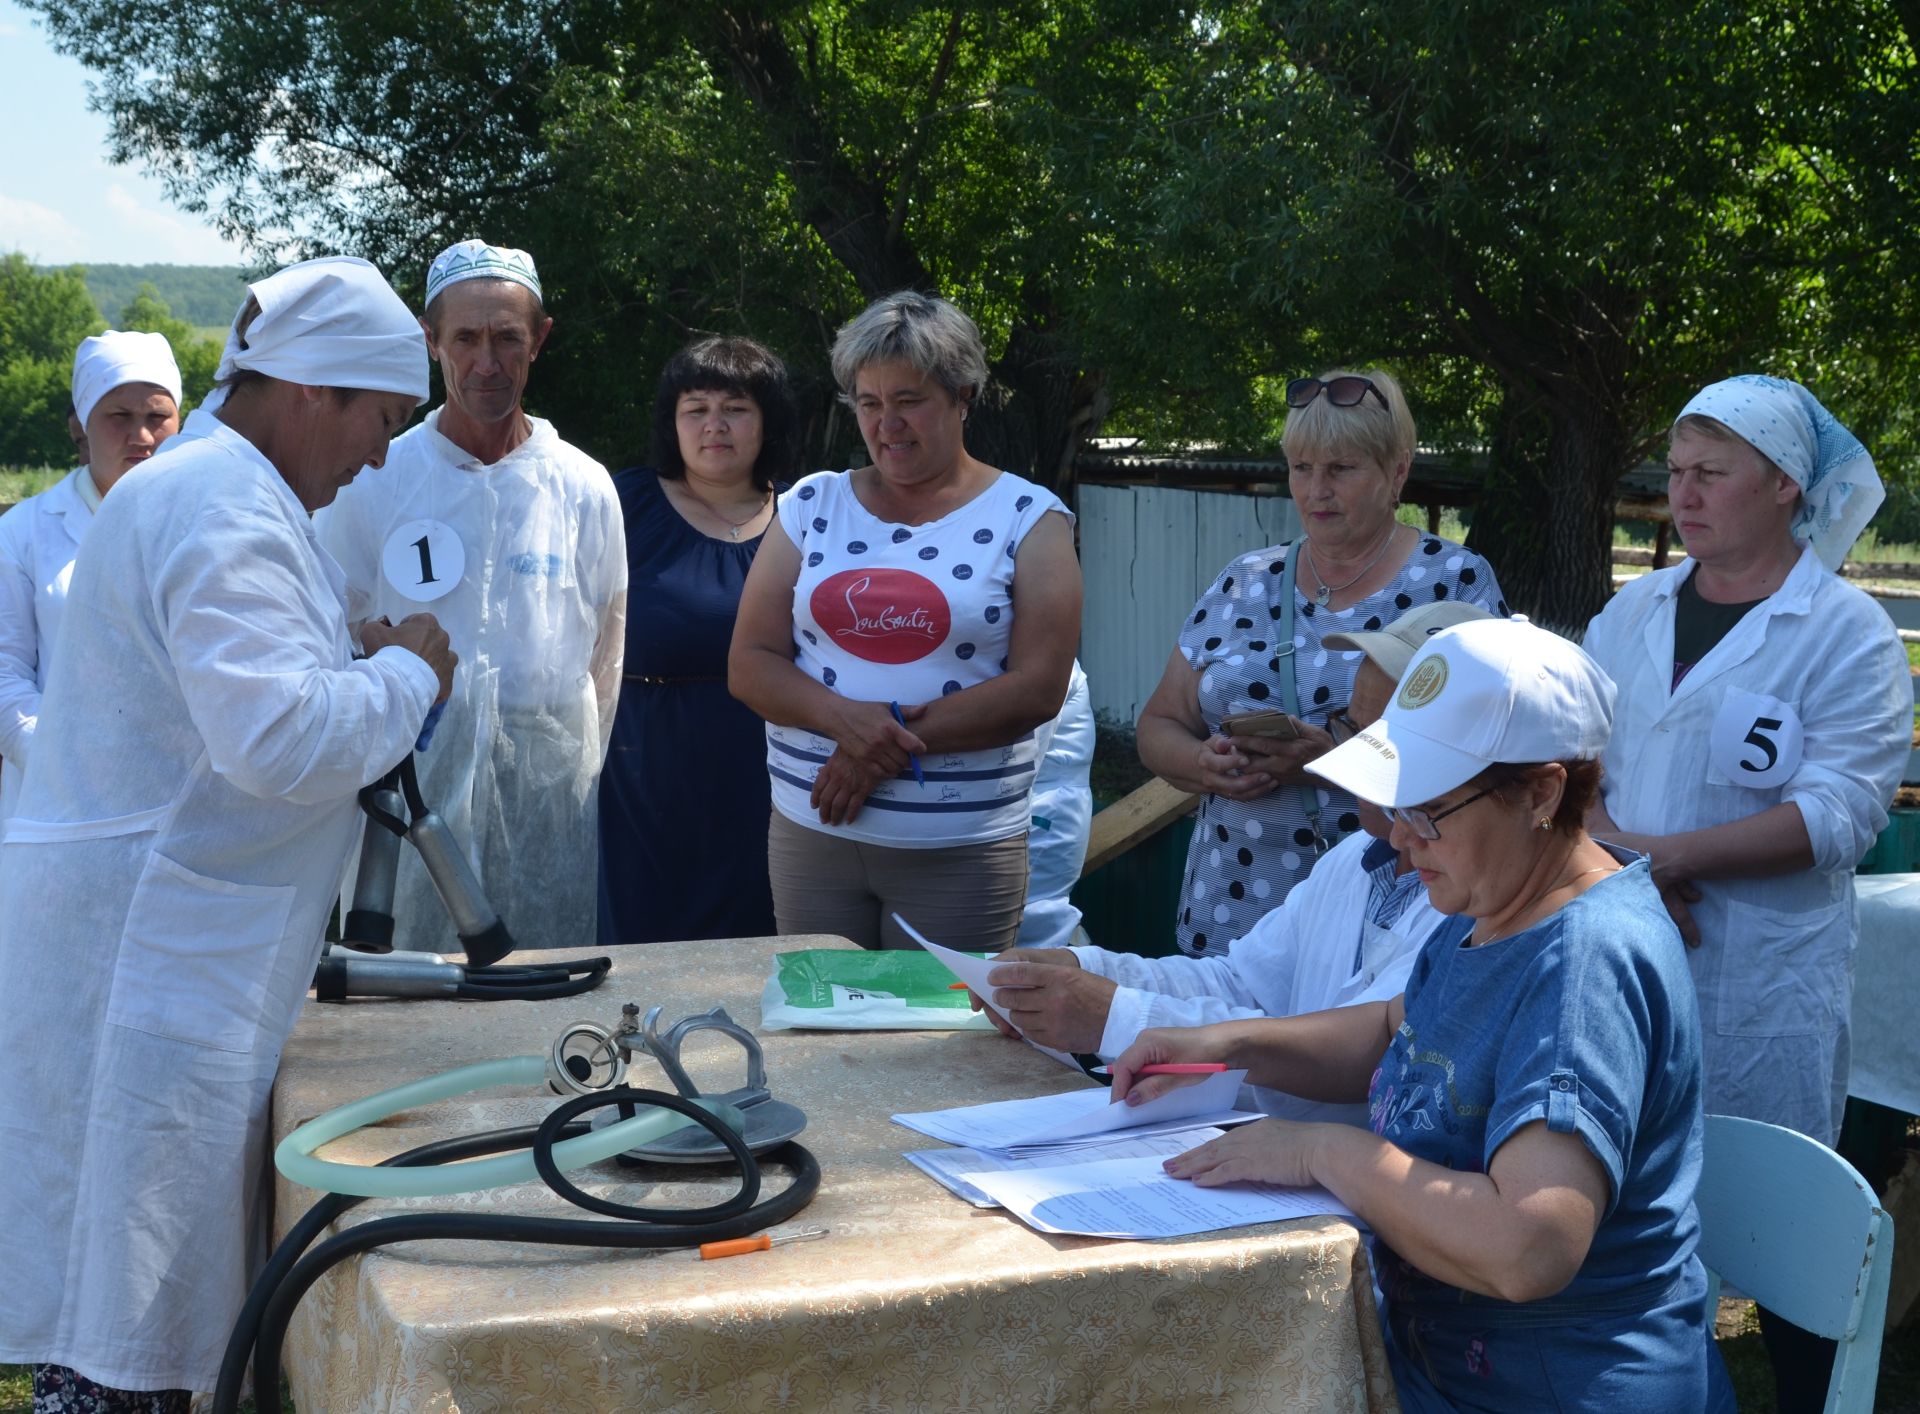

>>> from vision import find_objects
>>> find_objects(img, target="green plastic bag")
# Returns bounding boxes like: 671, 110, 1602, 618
759, 949, 997, 1031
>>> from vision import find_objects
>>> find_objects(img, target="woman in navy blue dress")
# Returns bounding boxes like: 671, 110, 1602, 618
598, 336, 798, 944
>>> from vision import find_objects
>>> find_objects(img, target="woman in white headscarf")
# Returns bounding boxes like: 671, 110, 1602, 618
1581, 374, 1909, 1414
0, 331, 183, 824
0, 257, 456, 1411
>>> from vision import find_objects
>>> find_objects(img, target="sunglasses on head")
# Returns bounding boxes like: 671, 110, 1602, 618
1286, 376, 1389, 411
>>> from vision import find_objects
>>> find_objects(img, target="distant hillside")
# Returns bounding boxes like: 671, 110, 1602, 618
44, 263, 250, 329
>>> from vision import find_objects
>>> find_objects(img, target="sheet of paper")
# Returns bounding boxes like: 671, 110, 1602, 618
969, 1151, 1355, 1239
905, 1128, 1230, 1208
890, 912, 1092, 1070
892, 1069, 1252, 1154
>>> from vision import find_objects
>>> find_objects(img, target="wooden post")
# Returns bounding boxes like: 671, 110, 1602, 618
1653, 520, 1671, 570
1426, 503, 1441, 534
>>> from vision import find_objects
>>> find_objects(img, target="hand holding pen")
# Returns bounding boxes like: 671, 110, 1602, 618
888, 701, 926, 787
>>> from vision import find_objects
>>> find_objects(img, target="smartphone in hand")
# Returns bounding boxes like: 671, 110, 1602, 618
1218, 709, 1301, 741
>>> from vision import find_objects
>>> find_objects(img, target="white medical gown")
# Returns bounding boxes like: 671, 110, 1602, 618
317, 409, 627, 953
0, 409, 438, 1390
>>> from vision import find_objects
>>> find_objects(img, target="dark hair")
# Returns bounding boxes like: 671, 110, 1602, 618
1470, 758, 1604, 834
649, 336, 799, 492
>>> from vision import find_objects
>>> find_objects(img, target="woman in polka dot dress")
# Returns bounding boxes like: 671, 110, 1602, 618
731, 291, 1083, 951
1137, 369, 1506, 957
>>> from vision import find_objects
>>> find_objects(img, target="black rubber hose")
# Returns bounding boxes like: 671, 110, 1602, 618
246, 1142, 821, 1414
453, 957, 611, 1001
212, 1124, 567, 1414
531, 1089, 759, 1223
217, 1088, 818, 1414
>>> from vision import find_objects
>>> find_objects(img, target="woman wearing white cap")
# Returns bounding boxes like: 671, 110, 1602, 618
0, 257, 455, 1410
1580, 376, 1908, 1411
1112, 618, 1733, 1413
0, 330, 183, 824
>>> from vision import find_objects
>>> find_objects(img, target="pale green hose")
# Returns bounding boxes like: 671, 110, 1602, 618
275, 1054, 741, 1198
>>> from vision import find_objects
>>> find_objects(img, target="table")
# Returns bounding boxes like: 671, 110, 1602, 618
272, 936, 1398, 1413
1852, 874, 1920, 1115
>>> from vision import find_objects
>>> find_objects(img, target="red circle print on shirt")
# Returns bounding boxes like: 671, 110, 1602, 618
810, 568, 952, 664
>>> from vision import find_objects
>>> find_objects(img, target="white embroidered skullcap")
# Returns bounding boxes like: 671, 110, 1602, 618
423, 239, 542, 307
202, 256, 428, 414
71, 330, 183, 426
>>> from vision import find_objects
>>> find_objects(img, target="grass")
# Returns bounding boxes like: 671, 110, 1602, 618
0, 466, 65, 506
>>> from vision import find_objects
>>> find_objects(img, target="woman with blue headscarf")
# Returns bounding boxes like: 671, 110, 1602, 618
1582, 375, 1909, 1414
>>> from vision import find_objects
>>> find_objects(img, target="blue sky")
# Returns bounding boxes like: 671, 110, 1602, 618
0, 0, 246, 265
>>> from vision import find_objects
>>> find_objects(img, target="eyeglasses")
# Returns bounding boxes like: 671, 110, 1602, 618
1382, 785, 1497, 841
1327, 708, 1361, 744
1286, 376, 1389, 411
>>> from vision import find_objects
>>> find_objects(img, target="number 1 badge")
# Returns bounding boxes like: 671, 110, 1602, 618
381, 519, 466, 603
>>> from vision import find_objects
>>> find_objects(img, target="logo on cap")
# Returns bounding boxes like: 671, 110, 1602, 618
1397, 656, 1448, 709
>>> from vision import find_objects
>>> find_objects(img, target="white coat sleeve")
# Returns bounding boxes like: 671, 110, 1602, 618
156, 506, 439, 805
587, 484, 627, 762
0, 507, 42, 766
312, 495, 381, 637
1786, 608, 1909, 873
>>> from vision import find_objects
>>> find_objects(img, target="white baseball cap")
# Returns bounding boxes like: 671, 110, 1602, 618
1321, 600, 1494, 682
1307, 617, 1615, 807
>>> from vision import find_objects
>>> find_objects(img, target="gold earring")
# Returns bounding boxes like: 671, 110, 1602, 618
1537, 817, 1552, 831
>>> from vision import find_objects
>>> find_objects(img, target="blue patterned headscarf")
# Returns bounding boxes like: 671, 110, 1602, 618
1675, 375, 1882, 571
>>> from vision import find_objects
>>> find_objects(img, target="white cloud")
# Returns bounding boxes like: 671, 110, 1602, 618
0, 192, 87, 259
101, 184, 242, 264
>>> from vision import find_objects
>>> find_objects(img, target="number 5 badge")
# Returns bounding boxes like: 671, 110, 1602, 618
1707, 687, 1804, 789
381, 519, 466, 603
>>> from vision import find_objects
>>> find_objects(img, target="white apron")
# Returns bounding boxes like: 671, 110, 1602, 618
1582, 546, 1910, 1143
315, 410, 626, 952
0, 409, 438, 1391
0, 468, 93, 823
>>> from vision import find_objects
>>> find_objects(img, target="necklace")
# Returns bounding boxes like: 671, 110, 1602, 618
1471, 864, 1618, 947
685, 487, 770, 540
1303, 523, 1402, 607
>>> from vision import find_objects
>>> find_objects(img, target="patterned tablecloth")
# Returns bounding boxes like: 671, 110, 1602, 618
271, 935, 1399, 1413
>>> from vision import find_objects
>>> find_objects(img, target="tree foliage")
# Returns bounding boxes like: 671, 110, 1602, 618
22, 0, 1920, 620
0, 255, 102, 467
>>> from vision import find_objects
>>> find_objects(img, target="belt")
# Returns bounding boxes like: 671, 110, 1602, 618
623, 673, 726, 685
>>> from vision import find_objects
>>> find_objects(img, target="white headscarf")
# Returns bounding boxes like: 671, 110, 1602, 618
424, 239, 543, 307
70, 330, 183, 427
202, 256, 429, 414
1676, 375, 1882, 571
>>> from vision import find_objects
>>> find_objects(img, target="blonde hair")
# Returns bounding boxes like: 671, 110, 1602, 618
1672, 412, 1788, 481
1281, 367, 1417, 471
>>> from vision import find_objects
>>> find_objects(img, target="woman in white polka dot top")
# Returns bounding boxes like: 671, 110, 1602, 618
1136, 369, 1507, 956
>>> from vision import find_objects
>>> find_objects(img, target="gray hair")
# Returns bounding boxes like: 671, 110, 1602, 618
829, 291, 990, 408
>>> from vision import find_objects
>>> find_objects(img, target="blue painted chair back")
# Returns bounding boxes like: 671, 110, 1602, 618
1696, 1114, 1893, 1414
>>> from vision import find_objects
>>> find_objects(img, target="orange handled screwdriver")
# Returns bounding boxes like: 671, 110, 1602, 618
699, 1226, 829, 1260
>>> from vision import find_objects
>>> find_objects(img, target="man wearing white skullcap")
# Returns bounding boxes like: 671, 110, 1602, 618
1583, 375, 1908, 1412
0, 256, 460, 1407
317, 238, 626, 953
0, 330, 183, 825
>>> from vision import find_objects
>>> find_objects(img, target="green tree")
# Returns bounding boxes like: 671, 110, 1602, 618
1056, 2, 1920, 626
0, 254, 104, 466
118, 284, 222, 411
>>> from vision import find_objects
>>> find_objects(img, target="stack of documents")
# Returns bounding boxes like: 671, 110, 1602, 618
895, 1074, 1355, 1239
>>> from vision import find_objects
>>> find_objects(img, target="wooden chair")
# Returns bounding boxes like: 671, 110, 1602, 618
1696, 1114, 1893, 1414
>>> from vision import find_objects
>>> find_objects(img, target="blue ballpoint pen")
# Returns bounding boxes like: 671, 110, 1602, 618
888, 701, 927, 787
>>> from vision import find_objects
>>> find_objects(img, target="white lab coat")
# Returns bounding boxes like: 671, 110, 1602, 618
1583, 546, 1910, 1144
1072, 828, 1447, 1123
0, 467, 93, 823
316, 410, 626, 952
0, 409, 438, 1392
1017, 660, 1095, 948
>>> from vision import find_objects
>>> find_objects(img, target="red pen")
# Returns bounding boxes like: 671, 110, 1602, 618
1090, 1062, 1229, 1076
